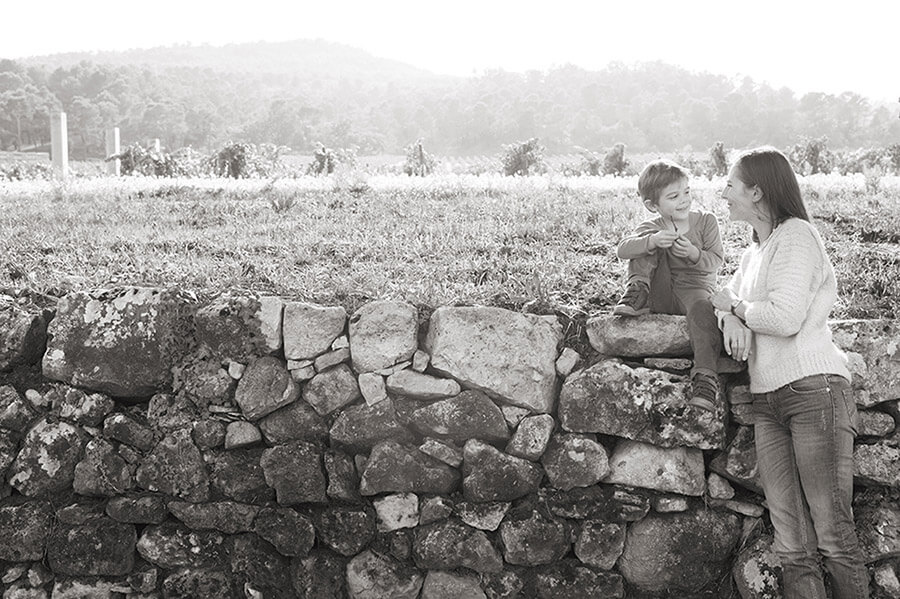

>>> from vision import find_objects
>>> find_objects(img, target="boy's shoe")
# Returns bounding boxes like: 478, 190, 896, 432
689, 372, 719, 413
613, 281, 650, 316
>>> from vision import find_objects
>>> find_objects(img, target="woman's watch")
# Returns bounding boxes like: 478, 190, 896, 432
730, 299, 744, 316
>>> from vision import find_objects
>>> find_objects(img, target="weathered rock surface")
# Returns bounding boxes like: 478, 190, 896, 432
0, 384, 38, 432
312, 505, 376, 556
410, 390, 509, 443
47, 517, 136, 575
856, 501, 900, 562
853, 442, 900, 487
412, 519, 504, 573
385, 369, 461, 400
258, 398, 328, 445
135, 428, 209, 502
587, 313, 691, 357
832, 319, 900, 406
0, 291, 52, 371
105, 494, 168, 524
604, 439, 706, 496
207, 448, 274, 504
253, 506, 315, 558
137, 522, 228, 569
8, 417, 86, 496
346, 549, 423, 599
618, 509, 742, 593
290, 549, 347, 599
359, 440, 459, 496
228, 532, 293, 599
421, 570, 486, 599
73, 437, 134, 496
574, 519, 626, 570
732, 535, 782, 599
559, 358, 726, 450
283, 301, 347, 361
194, 292, 283, 361
234, 356, 300, 421
462, 439, 543, 502
302, 363, 361, 416
500, 509, 571, 565
540, 486, 650, 522
542, 433, 609, 491
103, 411, 157, 451
168, 500, 259, 533
535, 560, 625, 599
329, 399, 416, 454
161, 567, 235, 599
506, 413, 555, 461
48, 385, 114, 426
454, 500, 509, 531
42, 287, 196, 396
709, 425, 761, 493
425, 306, 563, 413
261, 441, 327, 505
348, 301, 418, 373
0, 498, 53, 561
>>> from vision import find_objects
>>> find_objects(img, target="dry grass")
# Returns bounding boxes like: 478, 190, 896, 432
1, 173, 898, 336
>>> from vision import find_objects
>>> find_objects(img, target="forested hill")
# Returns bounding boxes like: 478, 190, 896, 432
1, 39, 897, 158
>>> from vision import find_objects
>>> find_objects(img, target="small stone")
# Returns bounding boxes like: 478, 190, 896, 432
373, 493, 420, 532
506, 414, 555, 461
708, 498, 765, 517
502, 405, 531, 428
555, 347, 581, 376
25, 389, 49, 408
374, 360, 412, 376
314, 347, 351, 372
290, 365, 316, 382
331, 335, 350, 350
358, 372, 388, 406
653, 496, 689, 512
227, 362, 246, 379
412, 349, 430, 372
287, 359, 315, 370
707, 472, 735, 500
225, 421, 261, 449
419, 438, 463, 468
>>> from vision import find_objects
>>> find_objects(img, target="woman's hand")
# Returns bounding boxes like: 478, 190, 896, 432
712, 288, 738, 312
722, 314, 752, 361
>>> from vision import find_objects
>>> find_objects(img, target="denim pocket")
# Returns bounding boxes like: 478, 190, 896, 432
787, 375, 830, 395
840, 388, 860, 437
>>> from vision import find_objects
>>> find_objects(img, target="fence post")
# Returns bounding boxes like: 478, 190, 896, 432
50, 112, 69, 179
105, 127, 121, 176
152, 138, 161, 152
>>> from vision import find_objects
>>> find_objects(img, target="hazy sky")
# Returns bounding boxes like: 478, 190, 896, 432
2, 0, 896, 102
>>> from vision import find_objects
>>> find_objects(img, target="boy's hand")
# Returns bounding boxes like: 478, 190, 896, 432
670, 235, 698, 260
649, 230, 679, 249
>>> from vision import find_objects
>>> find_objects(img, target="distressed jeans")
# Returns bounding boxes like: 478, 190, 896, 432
752, 374, 869, 599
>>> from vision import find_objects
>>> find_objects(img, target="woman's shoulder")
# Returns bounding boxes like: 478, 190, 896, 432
775, 217, 821, 242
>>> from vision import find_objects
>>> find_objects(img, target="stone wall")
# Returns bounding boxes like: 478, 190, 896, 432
0, 287, 898, 599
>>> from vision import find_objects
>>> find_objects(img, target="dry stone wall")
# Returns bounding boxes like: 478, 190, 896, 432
0, 287, 898, 599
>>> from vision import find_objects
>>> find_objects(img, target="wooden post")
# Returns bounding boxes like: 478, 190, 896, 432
105, 127, 121, 176
50, 112, 68, 179
152, 138, 161, 152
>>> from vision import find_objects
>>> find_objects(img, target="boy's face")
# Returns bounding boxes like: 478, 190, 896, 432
645, 177, 691, 221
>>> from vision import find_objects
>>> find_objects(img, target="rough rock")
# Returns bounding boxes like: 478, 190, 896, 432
574, 519, 626, 570
234, 356, 300, 421
329, 399, 416, 454
506, 414, 555, 460
47, 517, 136, 576
559, 359, 726, 450
0, 384, 38, 432
410, 390, 509, 443
587, 313, 691, 357
42, 287, 196, 396
454, 500, 510, 531
224, 420, 262, 449
8, 417, 86, 497
146, 392, 198, 432
618, 509, 741, 594
193, 418, 226, 449
462, 439, 543, 502
346, 549, 423, 599
290, 550, 347, 599
856, 503, 900, 562
312, 505, 376, 556
73, 437, 134, 496
555, 347, 581, 376
832, 319, 900, 406
412, 519, 503, 573
542, 433, 609, 491
261, 441, 327, 504
258, 398, 328, 445
194, 293, 283, 361
135, 428, 209, 502
732, 535, 782, 599
385, 369, 461, 400
374, 493, 419, 531
348, 301, 418, 373
0, 292, 52, 371
137, 522, 228, 569
604, 439, 706, 496
103, 412, 157, 452
302, 363, 361, 416
207, 448, 274, 504
161, 568, 235, 599
357, 372, 387, 405
421, 570, 486, 599
171, 352, 236, 409
859, 409, 896, 437
0, 499, 53, 561
853, 443, 900, 487
534, 560, 625, 599
418, 437, 464, 467
500, 509, 571, 566
324, 450, 362, 503
314, 347, 350, 371
709, 425, 761, 493
47, 385, 114, 426
425, 306, 563, 413
50, 579, 125, 599
105, 494, 168, 524
420, 496, 454, 526
228, 532, 292, 599
168, 500, 259, 534
283, 302, 347, 361
359, 440, 459, 496
253, 507, 315, 557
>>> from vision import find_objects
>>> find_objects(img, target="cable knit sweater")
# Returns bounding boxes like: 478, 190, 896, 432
723, 217, 850, 393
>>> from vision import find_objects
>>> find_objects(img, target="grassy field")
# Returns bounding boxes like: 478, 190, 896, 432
1, 169, 898, 352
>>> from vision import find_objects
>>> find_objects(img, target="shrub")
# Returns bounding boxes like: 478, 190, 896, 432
0, 161, 54, 181
501, 138, 546, 176
307, 143, 358, 176
708, 142, 728, 176
602, 143, 629, 176
403, 139, 437, 176
573, 147, 603, 176
789, 136, 834, 175
211, 142, 286, 178
110, 143, 184, 177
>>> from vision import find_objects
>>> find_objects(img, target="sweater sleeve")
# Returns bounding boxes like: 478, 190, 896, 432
743, 224, 824, 337
687, 212, 724, 271
716, 249, 748, 330
617, 219, 663, 259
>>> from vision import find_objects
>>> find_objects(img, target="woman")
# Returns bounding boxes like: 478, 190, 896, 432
712, 146, 868, 598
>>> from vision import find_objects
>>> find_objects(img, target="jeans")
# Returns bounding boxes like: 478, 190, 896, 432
752, 374, 869, 599
627, 253, 722, 377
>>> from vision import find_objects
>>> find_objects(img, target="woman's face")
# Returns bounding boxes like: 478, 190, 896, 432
722, 166, 759, 223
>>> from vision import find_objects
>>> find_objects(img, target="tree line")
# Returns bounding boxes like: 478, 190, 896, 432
1, 44, 898, 158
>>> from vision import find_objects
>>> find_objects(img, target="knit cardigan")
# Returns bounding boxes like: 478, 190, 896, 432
722, 217, 850, 393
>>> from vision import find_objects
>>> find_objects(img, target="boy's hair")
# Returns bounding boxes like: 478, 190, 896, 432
637, 159, 690, 204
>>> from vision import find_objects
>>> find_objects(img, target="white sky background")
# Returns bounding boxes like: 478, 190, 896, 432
1, 0, 896, 103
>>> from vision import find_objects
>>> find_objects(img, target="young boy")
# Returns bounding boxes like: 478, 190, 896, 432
613, 159, 725, 411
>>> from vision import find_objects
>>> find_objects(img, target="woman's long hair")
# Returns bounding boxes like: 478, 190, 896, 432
733, 146, 809, 242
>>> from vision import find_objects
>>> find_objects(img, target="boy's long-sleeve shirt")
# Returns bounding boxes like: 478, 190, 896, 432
616, 210, 723, 291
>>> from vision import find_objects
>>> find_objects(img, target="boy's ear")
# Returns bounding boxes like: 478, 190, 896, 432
643, 199, 658, 213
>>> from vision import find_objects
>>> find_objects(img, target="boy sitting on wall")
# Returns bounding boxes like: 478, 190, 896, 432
613, 159, 725, 411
